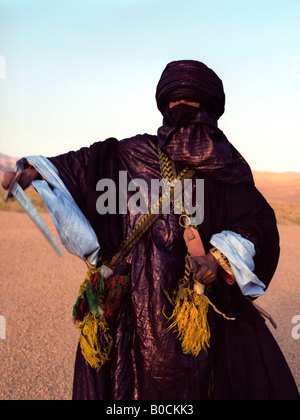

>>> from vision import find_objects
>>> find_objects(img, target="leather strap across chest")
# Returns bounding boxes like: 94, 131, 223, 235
107, 148, 195, 271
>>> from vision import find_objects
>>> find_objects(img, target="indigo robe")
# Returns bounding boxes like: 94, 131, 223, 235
49, 134, 299, 400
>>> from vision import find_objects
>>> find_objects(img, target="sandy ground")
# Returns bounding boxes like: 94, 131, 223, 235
0, 211, 299, 400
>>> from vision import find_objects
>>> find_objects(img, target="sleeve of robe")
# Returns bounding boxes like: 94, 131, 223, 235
220, 181, 280, 292
208, 182, 298, 401
47, 138, 124, 260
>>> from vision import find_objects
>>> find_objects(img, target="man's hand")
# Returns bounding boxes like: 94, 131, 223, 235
2, 168, 40, 200
187, 253, 220, 285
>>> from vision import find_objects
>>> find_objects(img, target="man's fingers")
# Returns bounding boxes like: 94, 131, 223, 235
2, 171, 16, 190
195, 268, 216, 284
193, 260, 218, 285
2, 172, 18, 200
187, 254, 219, 285
186, 256, 199, 273
2, 168, 39, 200
194, 265, 208, 281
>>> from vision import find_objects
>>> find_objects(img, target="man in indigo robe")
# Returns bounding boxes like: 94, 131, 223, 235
3, 60, 299, 400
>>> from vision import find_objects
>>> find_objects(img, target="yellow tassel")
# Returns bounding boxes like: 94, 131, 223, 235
76, 312, 113, 370
78, 280, 87, 297
164, 285, 210, 356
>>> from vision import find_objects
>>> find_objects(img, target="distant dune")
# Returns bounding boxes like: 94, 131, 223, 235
0, 153, 17, 179
253, 171, 300, 205
253, 171, 300, 225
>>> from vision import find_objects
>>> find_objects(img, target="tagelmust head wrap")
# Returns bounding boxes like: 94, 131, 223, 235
156, 60, 254, 185
156, 60, 225, 119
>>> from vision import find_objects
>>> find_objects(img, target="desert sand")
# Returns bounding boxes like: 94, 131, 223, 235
0, 211, 299, 400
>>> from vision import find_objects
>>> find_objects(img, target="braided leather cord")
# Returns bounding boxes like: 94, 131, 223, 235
109, 149, 195, 270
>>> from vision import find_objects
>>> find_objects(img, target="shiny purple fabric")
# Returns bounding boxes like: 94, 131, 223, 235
156, 60, 225, 118
49, 135, 299, 400
157, 108, 254, 185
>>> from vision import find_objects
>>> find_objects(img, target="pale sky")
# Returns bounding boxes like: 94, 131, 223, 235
0, 0, 299, 172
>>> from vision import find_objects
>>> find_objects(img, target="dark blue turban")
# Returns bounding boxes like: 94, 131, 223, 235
156, 60, 225, 119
